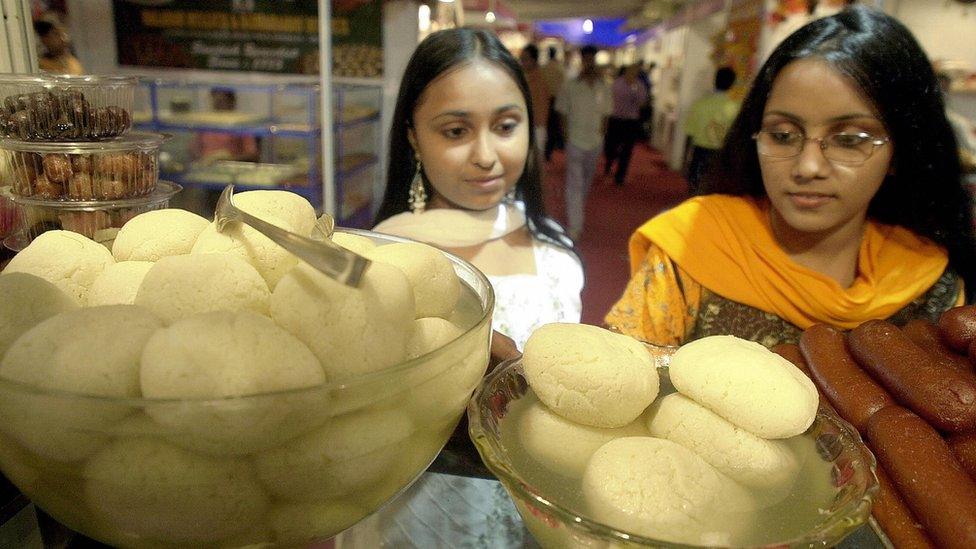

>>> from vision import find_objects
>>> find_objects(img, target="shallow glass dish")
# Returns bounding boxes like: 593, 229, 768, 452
469, 349, 878, 549
0, 229, 494, 548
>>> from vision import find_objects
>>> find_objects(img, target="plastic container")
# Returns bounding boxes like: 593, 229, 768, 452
0, 133, 164, 201
0, 191, 21, 240
0, 230, 494, 547
2, 180, 180, 245
0, 75, 135, 141
469, 352, 879, 549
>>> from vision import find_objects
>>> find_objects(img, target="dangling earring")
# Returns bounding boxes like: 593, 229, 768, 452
408, 159, 427, 214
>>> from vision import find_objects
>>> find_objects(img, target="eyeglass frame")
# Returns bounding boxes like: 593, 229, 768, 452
751, 129, 891, 164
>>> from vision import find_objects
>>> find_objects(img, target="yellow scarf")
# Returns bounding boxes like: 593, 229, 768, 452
631, 195, 950, 330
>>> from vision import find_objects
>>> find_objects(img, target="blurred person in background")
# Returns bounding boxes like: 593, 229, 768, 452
542, 45, 565, 161
34, 19, 82, 75
556, 45, 612, 240
604, 63, 648, 186
638, 61, 655, 140
520, 44, 551, 159
684, 66, 739, 195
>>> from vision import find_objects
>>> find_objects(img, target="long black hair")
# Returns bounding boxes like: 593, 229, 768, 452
707, 6, 976, 294
373, 28, 575, 254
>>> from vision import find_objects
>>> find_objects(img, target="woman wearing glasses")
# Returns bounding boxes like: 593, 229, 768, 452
606, 6, 976, 347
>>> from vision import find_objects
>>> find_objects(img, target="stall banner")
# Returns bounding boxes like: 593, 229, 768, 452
723, 0, 764, 100
113, 0, 383, 76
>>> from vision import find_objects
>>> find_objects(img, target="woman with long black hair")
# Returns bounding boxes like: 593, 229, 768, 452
606, 6, 975, 347
374, 27, 583, 350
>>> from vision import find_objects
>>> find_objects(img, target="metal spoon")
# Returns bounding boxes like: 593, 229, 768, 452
214, 185, 370, 287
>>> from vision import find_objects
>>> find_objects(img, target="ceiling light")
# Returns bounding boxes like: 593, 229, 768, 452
583, 19, 593, 34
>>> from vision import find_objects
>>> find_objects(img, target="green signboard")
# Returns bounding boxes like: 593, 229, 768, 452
113, 0, 382, 76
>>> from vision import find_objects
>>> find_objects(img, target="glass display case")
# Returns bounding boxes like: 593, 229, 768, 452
333, 81, 382, 228
134, 78, 383, 227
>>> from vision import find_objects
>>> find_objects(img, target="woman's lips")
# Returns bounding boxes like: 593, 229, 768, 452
788, 192, 834, 209
467, 176, 504, 188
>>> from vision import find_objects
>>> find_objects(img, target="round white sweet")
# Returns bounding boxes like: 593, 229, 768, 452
83, 437, 269, 544
134, 253, 270, 324
407, 316, 463, 359
139, 310, 327, 455
518, 399, 647, 479
646, 393, 800, 494
232, 190, 317, 237
522, 323, 659, 428
192, 219, 299, 290
670, 335, 819, 439
403, 317, 488, 426
253, 408, 414, 502
0, 273, 77, 361
0, 305, 162, 461
3, 230, 114, 305
86, 261, 154, 306
271, 261, 415, 380
331, 232, 376, 256
582, 437, 754, 545
111, 209, 210, 262
367, 242, 459, 319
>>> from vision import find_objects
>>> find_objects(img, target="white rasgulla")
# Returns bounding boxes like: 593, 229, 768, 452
86, 261, 154, 306
582, 437, 755, 545
269, 501, 367, 545
0, 305, 162, 461
328, 316, 463, 419
331, 231, 376, 256
670, 335, 818, 439
192, 219, 298, 290
135, 253, 270, 323
3, 230, 114, 305
0, 273, 77, 360
233, 190, 317, 236
522, 323, 659, 428
367, 242, 459, 319
140, 310, 327, 455
518, 399, 647, 479
646, 393, 800, 496
111, 208, 209, 262
271, 261, 415, 380
83, 437, 269, 545
254, 408, 414, 502
403, 317, 489, 426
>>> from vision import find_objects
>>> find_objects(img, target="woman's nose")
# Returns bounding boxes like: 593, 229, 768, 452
792, 139, 832, 182
471, 132, 497, 169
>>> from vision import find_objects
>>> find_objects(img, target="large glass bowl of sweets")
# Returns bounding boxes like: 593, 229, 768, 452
0, 189, 493, 547
469, 325, 878, 548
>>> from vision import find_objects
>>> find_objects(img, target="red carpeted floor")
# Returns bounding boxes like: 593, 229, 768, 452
542, 142, 689, 326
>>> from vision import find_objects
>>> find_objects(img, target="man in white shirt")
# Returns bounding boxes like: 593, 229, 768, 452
555, 45, 612, 241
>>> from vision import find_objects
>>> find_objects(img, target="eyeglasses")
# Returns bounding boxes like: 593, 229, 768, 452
752, 130, 890, 164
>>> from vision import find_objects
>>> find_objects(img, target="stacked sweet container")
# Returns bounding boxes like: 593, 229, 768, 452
0, 75, 179, 250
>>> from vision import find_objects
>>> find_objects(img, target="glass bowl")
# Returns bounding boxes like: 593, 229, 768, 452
468, 349, 878, 549
0, 132, 165, 200
2, 180, 181, 245
0, 229, 494, 547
